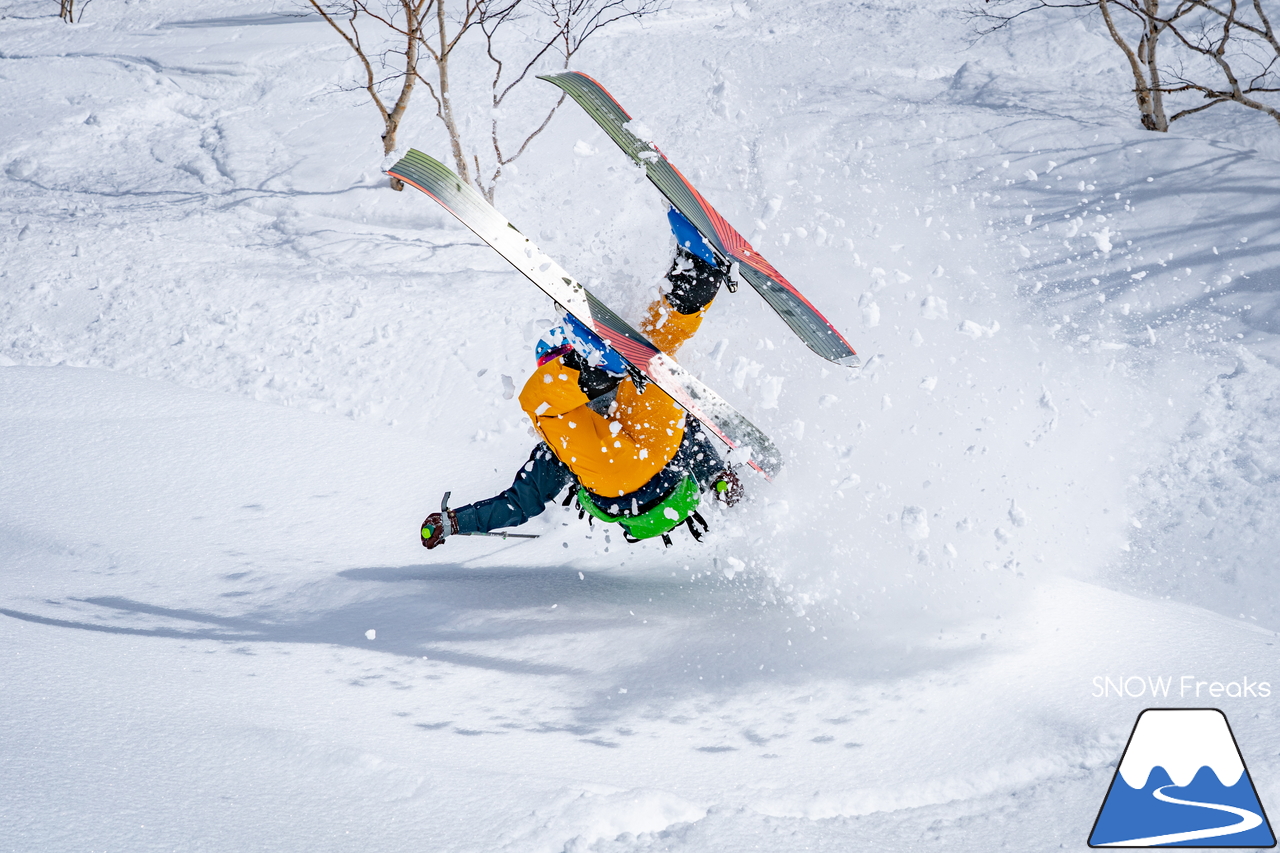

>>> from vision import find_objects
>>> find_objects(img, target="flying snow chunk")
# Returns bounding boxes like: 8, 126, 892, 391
624, 119, 657, 143
760, 376, 783, 410
365, 629, 376, 640
1092, 227, 1114, 252
921, 295, 948, 320
901, 506, 929, 540
860, 294, 881, 328
958, 319, 1000, 339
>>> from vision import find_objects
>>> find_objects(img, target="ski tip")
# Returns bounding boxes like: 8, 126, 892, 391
747, 458, 777, 483
834, 353, 862, 370
539, 70, 583, 82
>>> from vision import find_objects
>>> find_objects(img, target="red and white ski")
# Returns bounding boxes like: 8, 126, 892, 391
388, 149, 782, 480
541, 71, 859, 369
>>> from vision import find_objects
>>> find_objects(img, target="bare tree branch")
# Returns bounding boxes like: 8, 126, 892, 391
970, 0, 1280, 131
1152, 0, 1280, 126
972, 0, 1186, 129
310, 0, 667, 199
307, 0, 432, 168
966, 0, 1099, 38
469, 0, 666, 200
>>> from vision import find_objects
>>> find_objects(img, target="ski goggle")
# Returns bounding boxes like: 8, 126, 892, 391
535, 342, 573, 367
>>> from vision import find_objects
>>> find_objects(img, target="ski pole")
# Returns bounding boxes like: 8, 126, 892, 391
429, 491, 539, 541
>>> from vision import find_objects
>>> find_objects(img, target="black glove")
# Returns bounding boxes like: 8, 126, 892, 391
711, 469, 743, 507
421, 510, 459, 549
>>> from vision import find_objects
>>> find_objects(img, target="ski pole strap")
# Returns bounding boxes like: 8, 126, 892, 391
438, 492, 453, 540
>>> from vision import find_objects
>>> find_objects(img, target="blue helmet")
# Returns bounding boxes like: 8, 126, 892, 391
535, 313, 629, 376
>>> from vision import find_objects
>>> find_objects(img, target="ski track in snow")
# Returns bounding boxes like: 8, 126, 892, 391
3, 0, 1280, 850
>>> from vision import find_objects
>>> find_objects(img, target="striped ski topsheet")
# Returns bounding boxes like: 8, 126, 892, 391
388, 149, 782, 479
540, 71, 860, 369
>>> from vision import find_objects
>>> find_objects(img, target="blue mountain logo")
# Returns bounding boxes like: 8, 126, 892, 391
1090, 708, 1275, 847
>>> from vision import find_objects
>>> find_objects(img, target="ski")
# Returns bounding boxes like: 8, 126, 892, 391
387, 148, 783, 480
540, 70, 860, 369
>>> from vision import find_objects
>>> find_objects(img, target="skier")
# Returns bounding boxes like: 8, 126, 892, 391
421, 209, 744, 549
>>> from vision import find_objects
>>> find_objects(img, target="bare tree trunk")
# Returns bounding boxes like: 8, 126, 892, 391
433, 1, 472, 188
381, 1, 421, 157
1140, 0, 1171, 130
1101, 0, 1170, 130
307, 1, 432, 189
59, 0, 85, 22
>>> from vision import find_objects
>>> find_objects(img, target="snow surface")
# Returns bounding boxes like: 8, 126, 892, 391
3, 0, 1280, 850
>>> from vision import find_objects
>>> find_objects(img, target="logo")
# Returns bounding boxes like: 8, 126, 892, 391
1089, 708, 1275, 847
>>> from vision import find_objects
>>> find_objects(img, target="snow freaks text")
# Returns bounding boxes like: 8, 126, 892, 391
1092, 676, 1272, 699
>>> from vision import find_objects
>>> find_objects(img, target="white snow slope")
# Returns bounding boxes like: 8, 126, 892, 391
3, 0, 1280, 850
